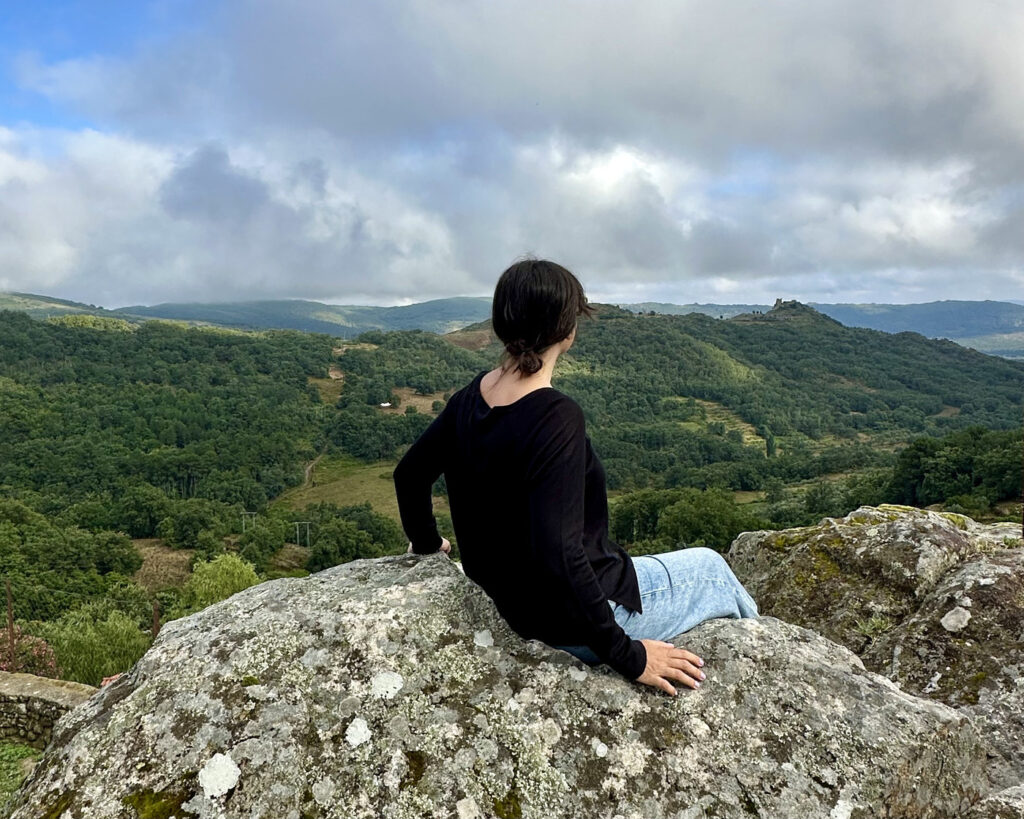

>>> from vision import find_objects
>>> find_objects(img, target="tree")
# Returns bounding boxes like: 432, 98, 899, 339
173, 553, 260, 616
656, 489, 760, 552
114, 483, 175, 538
307, 519, 376, 571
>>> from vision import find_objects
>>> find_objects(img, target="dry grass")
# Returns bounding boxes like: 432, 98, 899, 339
379, 387, 446, 415
273, 454, 450, 523
132, 539, 194, 590
445, 328, 494, 351
332, 343, 379, 356
693, 399, 765, 447
269, 543, 311, 570
309, 375, 344, 404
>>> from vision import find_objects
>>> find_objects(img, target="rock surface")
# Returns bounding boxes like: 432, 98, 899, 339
967, 786, 1024, 819
730, 505, 1024, 789
5, 552, 997, 819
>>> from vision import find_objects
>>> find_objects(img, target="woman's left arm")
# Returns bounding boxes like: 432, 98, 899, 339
394, 408, 449, 554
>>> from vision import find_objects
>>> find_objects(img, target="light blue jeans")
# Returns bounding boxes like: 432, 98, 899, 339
555, 547, 760, 666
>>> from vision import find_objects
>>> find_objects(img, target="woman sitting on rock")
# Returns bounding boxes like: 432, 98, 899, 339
394, 259, 760, 695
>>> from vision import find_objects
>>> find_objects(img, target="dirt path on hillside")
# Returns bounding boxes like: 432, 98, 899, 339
304, 454, 324, 487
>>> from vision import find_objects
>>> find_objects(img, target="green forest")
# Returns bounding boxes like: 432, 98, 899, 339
0, 303, 1020, 689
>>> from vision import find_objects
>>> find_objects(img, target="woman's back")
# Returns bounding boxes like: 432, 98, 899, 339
394, 369, 647, 678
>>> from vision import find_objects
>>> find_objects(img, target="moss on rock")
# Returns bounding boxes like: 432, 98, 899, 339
122, 785, 198, 819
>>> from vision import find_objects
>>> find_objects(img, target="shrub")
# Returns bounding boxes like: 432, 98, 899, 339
29, 605, 151, 686
0, 625, 60, 678
172, 553, 260, 617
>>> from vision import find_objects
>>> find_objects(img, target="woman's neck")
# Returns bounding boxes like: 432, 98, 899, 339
482, 346, 562, 406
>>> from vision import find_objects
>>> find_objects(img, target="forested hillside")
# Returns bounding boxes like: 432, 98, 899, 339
7, 291, 1024, 358
0, 312, 331, 509
118, 296, 492, 336
0, 303, 1019, 689
622, 299, 1024, 338
445, 302, 1023, 489
0, 292, 492, 336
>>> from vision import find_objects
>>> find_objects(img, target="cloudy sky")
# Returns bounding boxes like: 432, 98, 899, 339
1, 0, 1022, 307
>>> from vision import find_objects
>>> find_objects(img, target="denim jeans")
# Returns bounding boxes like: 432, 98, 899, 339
554, 547, 760, 666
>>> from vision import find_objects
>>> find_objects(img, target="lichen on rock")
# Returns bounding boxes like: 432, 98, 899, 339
3, 546, 1012, 818
730, 505, 1024, 793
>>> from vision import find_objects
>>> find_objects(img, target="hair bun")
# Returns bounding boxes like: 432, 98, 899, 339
492, 259, 592, 376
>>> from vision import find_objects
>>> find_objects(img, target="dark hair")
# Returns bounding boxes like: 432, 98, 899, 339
492, 259, 595, 376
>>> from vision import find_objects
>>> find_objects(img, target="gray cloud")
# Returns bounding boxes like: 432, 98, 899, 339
160, 145, 270, 225
3, 1, 1023, 305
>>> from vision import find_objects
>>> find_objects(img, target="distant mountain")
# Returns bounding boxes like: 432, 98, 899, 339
623, 302, 770, 319
116, 296, 492, 336
811, 300, 1024, 337
621, 299, 1024, 359
0, 293, 492, 337
0, 292, 114, 319
4, 291, 1023, 357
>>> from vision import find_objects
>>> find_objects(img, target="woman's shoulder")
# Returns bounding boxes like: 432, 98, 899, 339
445, 371, 488, 407
523, 387, 585, 434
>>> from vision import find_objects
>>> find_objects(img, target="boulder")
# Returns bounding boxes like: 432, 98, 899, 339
729, 505, 1024, 788
6, 553, 993, 819
862, 546, 1024, 791
967, 785, 1024, 819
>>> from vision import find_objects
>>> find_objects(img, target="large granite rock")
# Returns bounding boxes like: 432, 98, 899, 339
729, 505, 1024, 791
5, 553, 996, 819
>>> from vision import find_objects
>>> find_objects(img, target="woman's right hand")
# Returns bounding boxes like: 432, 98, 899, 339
636, 639, 705, 696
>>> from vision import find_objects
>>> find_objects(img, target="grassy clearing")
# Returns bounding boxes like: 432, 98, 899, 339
693, 399, 765, 447
273, 454, 450, 523
445, 327, 494, 351
309, 373, 344, 404
0, 740, 41, 807
132, 539, 194, 591
381, 387, 445, 415
953, 331, 1024, 357
332, 342, 379, 355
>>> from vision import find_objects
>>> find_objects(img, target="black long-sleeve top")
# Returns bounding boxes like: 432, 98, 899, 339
393, 371, 647, 680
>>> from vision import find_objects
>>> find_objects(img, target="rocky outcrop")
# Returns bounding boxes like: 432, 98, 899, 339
729, 505, 1024, 790
5, 552, 997, 819
0, 671, 96, 750
968, 786, 1024, 819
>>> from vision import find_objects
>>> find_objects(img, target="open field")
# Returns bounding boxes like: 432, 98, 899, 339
380, 387, 446, 415
445, 327, 494, 351
132, 539, 194, 590
332, 342, 379, 355
693, 399, 765, 447
953, 331, 1024, 359
308, 375, 344, 405
273, 454, 450, 523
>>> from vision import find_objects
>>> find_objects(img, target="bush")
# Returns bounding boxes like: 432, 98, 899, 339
307, 519, 377, 572
156, 498, 236, 549
237, 523, 287, 572
29, 604, 151, 686
0, 624, 60, 678
172, 553, 260, 617
656, 488, 763, 552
